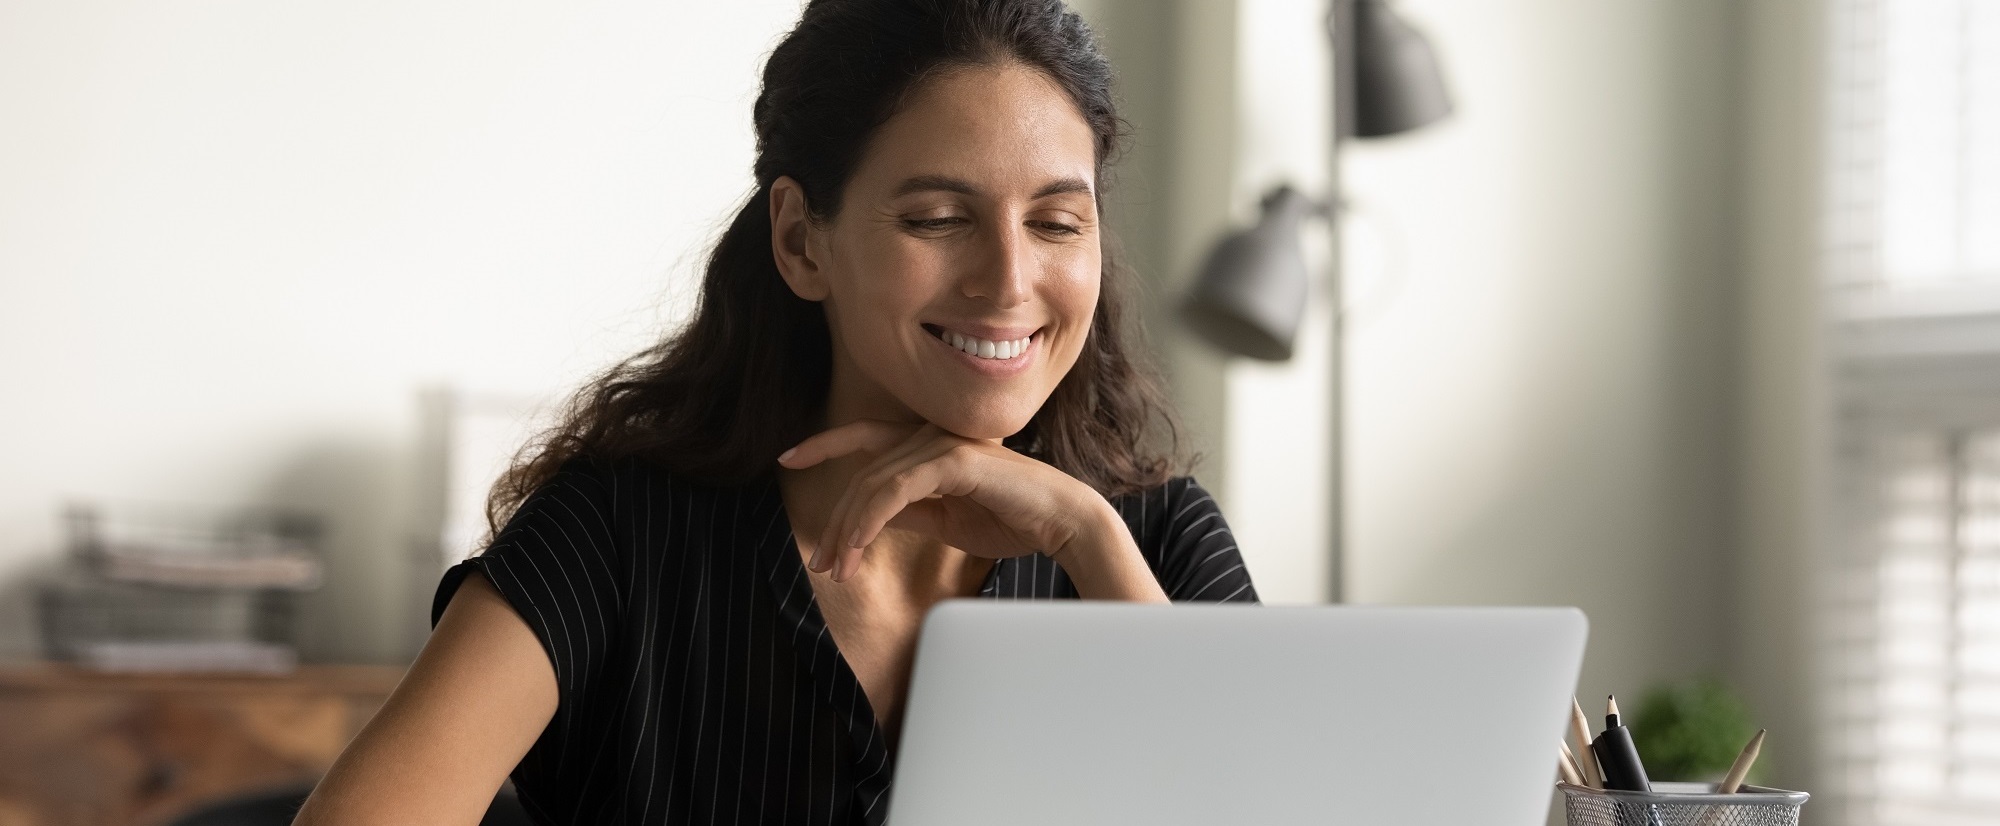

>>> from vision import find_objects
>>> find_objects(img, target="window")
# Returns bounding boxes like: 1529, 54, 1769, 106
1828, 0, 2000, 296
1824, 1, 2000, 824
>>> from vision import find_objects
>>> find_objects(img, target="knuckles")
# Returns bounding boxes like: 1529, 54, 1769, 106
887, 468, 923, 491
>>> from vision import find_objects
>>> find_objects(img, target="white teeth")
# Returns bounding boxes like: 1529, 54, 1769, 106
937, 328, 1032, 360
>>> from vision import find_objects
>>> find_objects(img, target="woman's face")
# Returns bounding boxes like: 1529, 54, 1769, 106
773, 61, 1102, 440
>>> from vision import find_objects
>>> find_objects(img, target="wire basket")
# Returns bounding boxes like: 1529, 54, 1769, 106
1560, 782, 1808, 826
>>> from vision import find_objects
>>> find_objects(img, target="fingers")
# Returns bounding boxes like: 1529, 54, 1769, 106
817, 440, 987, 583
778, 419, 917, 469
808, 484, 942, 578
845, 447, 976, 552
815, 427, 939, 570
785, 420, 1005, 583
882, 500, 948, 540
833, 455, 972, 581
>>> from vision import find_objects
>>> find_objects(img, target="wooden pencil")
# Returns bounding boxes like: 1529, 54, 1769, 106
1717, 729, 1767, 793
1558, 741, 1586, 786
1570, 696, 1604, 788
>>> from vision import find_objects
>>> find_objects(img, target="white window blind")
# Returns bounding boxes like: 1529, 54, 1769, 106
1825, 1, 2000, 824
1832, 424, 2000, 824
1828, 0, 2000, 295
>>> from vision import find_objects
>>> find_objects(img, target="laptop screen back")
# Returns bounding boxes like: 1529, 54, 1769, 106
887, 602, 1587, 826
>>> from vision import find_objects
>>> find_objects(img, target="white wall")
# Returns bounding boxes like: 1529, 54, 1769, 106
1150, 0, 1825, 796
0, 0, 804, 662
0, 1, 1787, 730
1342, 0, 1745, 706
1732, 0, 1829, 798
1072, 0, 1338, 606
1220, 0, 1336, 605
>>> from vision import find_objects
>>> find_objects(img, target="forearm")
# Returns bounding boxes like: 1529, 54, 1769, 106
1051, 501, 1170, 603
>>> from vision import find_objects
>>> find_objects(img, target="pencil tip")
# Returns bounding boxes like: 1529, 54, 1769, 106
1607, 695, 1620, 716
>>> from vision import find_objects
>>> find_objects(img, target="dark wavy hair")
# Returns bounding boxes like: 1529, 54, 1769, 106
488, 0, 1187, 534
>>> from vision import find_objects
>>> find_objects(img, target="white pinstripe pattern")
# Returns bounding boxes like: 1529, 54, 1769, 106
623, 470, 667, 820
431, 464, 1255, 825
655, 490, 706, 821
741, 500, 785, 826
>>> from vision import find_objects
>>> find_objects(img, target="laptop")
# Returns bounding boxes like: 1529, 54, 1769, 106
886, 602, 1587, 825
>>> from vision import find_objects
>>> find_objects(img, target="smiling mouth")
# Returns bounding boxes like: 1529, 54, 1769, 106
922, 324, 1038, 360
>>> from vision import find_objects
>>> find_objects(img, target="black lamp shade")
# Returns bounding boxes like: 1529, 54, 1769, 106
1183, 0, 1451, 363
1350, 0, 1453, 138
1180, 187, 1317, 362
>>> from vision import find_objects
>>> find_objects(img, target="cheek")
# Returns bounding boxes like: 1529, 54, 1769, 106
1051, 255, 1101, 335
826, 244, 938, 340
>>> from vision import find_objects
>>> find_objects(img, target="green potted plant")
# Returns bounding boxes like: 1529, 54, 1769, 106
1630, 677, 1763, 784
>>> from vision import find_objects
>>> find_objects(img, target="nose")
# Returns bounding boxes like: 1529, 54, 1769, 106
961, 220, 1032, 309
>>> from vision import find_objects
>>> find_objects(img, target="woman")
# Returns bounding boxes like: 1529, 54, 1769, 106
296, 0, 1257, 823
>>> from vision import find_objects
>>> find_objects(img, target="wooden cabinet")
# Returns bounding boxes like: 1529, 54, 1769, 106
0, 664, 401, 826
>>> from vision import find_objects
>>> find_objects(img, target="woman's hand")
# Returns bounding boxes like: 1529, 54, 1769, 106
778, 419, 1115, 583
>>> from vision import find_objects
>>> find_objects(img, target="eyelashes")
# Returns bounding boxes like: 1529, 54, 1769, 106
901, 217, 1082, 236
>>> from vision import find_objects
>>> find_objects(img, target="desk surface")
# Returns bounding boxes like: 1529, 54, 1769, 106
0, 662, 403, 695
0, 661, 404, 826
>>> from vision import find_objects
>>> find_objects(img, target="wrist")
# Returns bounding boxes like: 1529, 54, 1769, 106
1048, 497, 1123, 566
1050, 498, 1167, 603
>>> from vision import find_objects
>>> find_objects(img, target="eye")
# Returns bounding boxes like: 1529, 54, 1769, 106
1030, 220, 1081, 236
903, 217, 966, 232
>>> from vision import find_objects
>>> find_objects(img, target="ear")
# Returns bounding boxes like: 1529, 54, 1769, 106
769, 176, 831, 302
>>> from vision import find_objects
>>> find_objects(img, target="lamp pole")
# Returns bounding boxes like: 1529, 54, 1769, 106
1180, 0, 1449, 605
1327, 0, 1355, 603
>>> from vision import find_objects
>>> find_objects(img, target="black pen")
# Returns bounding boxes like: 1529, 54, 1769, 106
1592, 695, 1653, 793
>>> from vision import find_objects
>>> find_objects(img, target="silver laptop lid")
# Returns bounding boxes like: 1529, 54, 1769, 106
888, 602, 1587, 826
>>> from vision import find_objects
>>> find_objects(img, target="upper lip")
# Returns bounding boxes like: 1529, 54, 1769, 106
924, 322, 1042, 342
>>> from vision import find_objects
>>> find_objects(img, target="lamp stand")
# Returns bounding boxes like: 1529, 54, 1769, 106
1327, 0, 1354, 603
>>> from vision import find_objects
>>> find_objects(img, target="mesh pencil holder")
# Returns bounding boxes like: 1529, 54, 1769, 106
1559, 782, 1808, 826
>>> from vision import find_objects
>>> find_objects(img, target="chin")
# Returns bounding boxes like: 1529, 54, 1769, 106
916, 398, 1041, 442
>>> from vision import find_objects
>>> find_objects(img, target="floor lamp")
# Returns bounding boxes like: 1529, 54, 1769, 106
1179, 0, 1452, 602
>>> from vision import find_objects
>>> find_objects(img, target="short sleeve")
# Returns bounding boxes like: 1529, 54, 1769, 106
431, 458, 626, 710
1118, 477, 1260, 603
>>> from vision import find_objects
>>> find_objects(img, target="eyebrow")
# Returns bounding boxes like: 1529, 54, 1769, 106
889, 174, 1094, 200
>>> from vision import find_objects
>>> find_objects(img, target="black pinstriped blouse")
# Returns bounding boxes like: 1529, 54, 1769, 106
431, 457, 1259, 826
